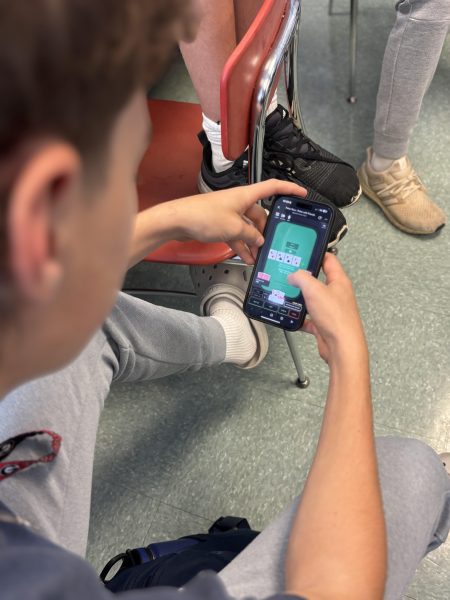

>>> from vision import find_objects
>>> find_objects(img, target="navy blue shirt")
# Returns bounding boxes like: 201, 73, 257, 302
0, 501, 305, 600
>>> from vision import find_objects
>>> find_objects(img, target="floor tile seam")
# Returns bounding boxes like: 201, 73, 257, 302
266, 400, 446, 445
373, 420, 446, 444
372, 422, 441, 439
95, 459, 174, 487
143, 498, 164, 540
108, 478, 170, 503
157, 499, 213, 523
246, 383, 328, 410
424, 556, 450, 572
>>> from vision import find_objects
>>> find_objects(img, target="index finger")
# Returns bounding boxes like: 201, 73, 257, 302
244, 203, 267, 234
244, 179, 307, 207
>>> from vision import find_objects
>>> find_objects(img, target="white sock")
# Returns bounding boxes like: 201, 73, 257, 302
202, 114, 234, 173
207, 297, 257, 366
371, 151, 396, 172
202, 91, 278, 174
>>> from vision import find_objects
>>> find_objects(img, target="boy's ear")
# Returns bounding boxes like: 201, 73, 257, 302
8, 142, 81, 303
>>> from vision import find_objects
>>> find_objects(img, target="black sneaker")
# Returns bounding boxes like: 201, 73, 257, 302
264, 106, 361, 208
299, 188, 348, 249
197, 131, 347, 249
197, 130, 248, 193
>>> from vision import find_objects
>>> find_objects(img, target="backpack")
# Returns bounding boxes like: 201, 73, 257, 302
100, 516, 259, 592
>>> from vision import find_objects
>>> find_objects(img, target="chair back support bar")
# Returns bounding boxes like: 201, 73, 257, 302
250, 0, 301, 184
220, 0, 302, 182
220, 0, 289, 161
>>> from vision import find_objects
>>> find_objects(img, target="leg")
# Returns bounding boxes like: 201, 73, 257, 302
180, 0, 236, 122
233, 0, 263, 42
358, 0, 448, 235
181, 0, 267, 174
181, 0, 237, 173
219, 437, 450, 599
0, 293, 226, 556
373, 0, 450, 159
180, 0, 262, 121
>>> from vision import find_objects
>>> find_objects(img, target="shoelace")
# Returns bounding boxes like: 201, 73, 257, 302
265, 151, 312, 176
268, 108, 318, 156
380, 171, 423, 201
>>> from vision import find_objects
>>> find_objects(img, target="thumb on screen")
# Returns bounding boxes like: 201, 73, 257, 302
287, 269, 322, 299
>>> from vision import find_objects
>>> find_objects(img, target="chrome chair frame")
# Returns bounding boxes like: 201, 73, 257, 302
249, 0, 309, 388
126, 0, 310, 389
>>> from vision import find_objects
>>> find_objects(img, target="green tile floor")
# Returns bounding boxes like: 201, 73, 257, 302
86, 1, 450, 598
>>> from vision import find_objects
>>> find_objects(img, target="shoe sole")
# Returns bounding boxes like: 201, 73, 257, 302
345, 185, 362, 208
357, 167, 444, 235
199, 172, 349, 249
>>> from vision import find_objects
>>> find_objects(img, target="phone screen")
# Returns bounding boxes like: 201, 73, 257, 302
244, 195, 334, 331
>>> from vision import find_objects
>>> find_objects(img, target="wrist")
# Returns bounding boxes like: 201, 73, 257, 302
150, 200, 188, 242
327, 336, 369, 372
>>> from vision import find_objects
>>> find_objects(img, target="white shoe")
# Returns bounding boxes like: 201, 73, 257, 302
190, 263, 269, 369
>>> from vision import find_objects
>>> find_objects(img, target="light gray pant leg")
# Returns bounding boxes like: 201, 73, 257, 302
0, 292, 225, 556
373, 0, 450, 159
219, 437, 450, 600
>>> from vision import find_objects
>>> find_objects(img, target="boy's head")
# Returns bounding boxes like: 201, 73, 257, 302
0, 0, 193, 393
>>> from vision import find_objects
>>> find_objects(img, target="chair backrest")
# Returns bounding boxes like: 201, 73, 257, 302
220, 0, 289, 161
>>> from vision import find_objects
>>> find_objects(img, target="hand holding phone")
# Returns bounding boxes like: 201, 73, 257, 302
288, 253, 367, 364
243, 193, 335, 331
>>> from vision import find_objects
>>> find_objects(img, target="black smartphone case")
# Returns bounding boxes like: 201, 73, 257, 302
243, 193, 336, 332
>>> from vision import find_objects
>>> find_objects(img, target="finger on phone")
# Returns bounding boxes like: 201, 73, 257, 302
246, 179, 307, 206
250, 244, 259, 261
229, 240, 254, 265
239, 220, 264, 249
245, 203, 267, 234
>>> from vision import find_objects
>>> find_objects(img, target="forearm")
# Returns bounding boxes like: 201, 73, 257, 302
127, 180, 293, 268
128, 201, 185, 268
285, 348, 386, 599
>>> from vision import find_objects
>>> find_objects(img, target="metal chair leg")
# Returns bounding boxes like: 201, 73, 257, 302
284, 330, 310, 388
348, 0, 358, 103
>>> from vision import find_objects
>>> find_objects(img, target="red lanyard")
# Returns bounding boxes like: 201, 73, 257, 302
0, 430, 62, 482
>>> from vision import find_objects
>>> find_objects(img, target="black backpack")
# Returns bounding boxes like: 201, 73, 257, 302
100, 516, 259, 592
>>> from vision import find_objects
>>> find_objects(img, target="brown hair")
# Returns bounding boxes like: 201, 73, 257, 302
0, 0, 195, 296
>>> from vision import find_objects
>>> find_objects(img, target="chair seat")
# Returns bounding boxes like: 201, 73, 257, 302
137, 99, 234, 265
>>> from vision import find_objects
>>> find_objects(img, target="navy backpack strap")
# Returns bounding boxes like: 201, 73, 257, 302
100, 516, 257, 589
147, 537, 200, 559
100, 547, 154, 582
100, 538, 202, 583
208, 516, 251, 534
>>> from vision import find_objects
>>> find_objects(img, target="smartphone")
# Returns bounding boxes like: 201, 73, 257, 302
243, 193, 335, 331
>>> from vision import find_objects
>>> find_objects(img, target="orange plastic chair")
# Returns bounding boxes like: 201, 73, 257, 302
127, 0, 309, 387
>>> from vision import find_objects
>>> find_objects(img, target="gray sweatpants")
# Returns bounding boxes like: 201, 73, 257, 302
373, 0, 450, 159
0, 292, 449, 599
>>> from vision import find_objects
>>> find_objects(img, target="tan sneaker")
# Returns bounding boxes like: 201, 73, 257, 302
358, 148, 446, 235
